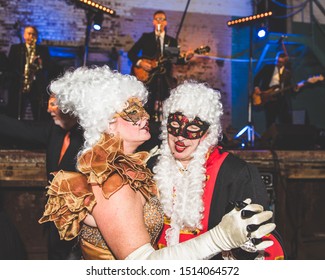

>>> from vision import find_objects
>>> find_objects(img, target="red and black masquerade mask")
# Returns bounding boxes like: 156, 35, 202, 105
167, 112, 210, 139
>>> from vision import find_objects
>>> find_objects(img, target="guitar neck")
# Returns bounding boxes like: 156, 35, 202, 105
268, 83, 299, 96
254, 74, 324, 106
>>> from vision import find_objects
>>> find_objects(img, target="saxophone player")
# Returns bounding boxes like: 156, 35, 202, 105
7, 25, 51, 121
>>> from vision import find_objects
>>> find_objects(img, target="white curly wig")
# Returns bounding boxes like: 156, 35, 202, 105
49, 65, 148, 153
153, 81, 223, 245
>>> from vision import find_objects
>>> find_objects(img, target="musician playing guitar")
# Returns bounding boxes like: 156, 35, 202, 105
253, 52, 294, 130
128, 10, 194, 135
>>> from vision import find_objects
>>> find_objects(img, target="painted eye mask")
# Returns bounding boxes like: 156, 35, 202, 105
167, 112, 210, 139
117, 98, 149, 124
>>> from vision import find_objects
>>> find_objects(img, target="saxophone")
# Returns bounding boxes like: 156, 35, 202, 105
22, 38, 42, 93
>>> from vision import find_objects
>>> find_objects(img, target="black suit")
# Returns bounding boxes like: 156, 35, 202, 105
128, 32, 185, 150
128, 32, 184, 117
7, 43, 51, 121
254, 63, 293, 129
0, 114, 84, 259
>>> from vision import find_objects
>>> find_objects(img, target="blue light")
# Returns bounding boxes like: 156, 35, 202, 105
257, 28, 266, 38
93, 24, 101, 31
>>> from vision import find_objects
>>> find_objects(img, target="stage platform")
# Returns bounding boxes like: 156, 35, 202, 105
1, 149, 325, 259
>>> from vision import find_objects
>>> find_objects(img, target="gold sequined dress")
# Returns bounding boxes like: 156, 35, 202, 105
39, 133, 164, 260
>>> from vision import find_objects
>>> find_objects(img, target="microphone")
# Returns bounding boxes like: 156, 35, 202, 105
157, 24, 161, 34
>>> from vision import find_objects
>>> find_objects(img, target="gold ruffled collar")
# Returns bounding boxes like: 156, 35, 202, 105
77, 133, 157, 198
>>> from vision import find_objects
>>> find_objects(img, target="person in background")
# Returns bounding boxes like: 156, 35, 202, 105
253, 52, 294, 130
0, 92, 83, 260
39, 65, 275, 260
7, 25, 51, 121
153, 81, 285, 260
128, 10, 193, 149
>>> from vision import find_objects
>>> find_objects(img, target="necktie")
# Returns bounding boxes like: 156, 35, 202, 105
58, 131, 70, 164
156, 36, 162, 58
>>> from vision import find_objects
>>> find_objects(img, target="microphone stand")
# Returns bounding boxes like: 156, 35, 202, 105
234, 25, 260, 148
83, 10, 94, 66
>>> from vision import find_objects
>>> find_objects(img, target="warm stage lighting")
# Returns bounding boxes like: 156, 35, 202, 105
78, 0, 116, 16
227, 11, 272, 27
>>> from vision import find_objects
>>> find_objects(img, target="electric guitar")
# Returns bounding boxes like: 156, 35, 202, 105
252, 74, 324, 106
132, 45, 210, 84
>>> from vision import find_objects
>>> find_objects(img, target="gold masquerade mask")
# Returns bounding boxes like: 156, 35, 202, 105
116, 98, 149, 125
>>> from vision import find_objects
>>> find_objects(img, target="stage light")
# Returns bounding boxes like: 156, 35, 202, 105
78, 0, 116, 16
93, 12, 103, 30
257, 27, 267, 38
227, 11, 272, 27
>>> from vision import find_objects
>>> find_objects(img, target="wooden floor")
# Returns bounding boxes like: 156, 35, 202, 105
1, 149, 325, 260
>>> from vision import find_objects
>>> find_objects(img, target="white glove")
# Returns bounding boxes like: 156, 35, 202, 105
212, 199, 275, 251
126, 199, 275, 260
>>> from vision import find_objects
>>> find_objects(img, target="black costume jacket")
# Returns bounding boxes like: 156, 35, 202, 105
209, 150, 285, 259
